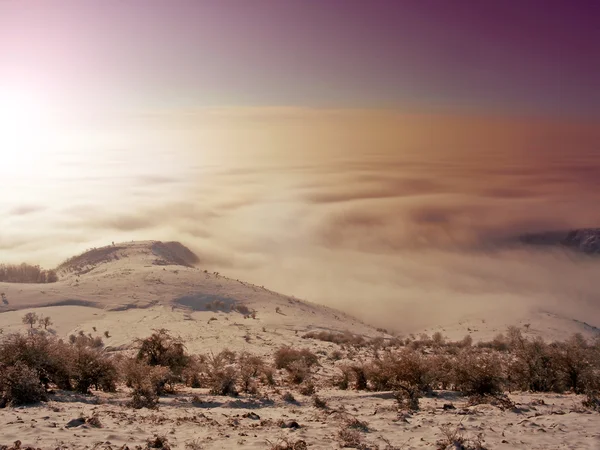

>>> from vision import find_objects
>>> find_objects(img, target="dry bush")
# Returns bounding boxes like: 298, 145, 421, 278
477, 333, 509, 352
428, 354, 455, 390
239, 352, 266, 393
467, 393, 515, 410
262, 366, 276, 386
298, 380, 316, 395
182, 355, 208, 388
206, 352, 238, 396
302, 330, 365, 347
554, 334, 597, 393
344, 416, 369, 432
582, 391, 600, 411
334, 367, 351, 390
436, 424, 487, 450
453, 351, 504, 396
233, 303, 255, 317
136, 329, 189, 375
0, 332, 72, 390
267, 438, 308, 450
282, 391, 296, 403
184, 438, 204, 450
38, 316, 52, 330
368, 349, 433, 393
274, 347, 318, 370
337, 427, 367, 449
123, 359, 174, 408
69, 332, 104, 349
507, 335, 564, 392
393, 384, 421, 411
312, 394, 327, 409
146, 435, 171, 449
209, 366, 238, 396
0, 362, 47, 407
285, 360, 312, 385
460, 334, 473, 348
348, 364, 369, 390
431, 332, 445, 347
330, 350, 343, 361
71, 346, 118, 394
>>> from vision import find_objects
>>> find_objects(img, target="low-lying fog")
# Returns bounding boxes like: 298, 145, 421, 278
2, 109, 600, 331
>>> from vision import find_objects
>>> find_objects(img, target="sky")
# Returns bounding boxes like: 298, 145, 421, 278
1, 0, 599, 116
1, 1, 600, 331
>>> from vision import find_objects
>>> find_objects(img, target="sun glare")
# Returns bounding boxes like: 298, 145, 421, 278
0, 87, 56, 178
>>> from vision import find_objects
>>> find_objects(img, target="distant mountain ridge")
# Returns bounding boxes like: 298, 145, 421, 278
519, 228, 600, 254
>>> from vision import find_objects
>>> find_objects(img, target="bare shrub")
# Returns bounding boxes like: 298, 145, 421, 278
71, 346, 118, 394
239, 352, 266, 393
39, 316, 52, 330
453, 351, 504, 396
460, 334, 473, 348
0, 362, 47, 406
477, 333, 509, 352
330, 349, 343, 361
70, 333, 104, 349
335, 366, 351, 390
582, 391, 600, 411
267, 438, 308, 450
286, 360, 311, 385
274, 347, 318, 370
467, 393, 515, 410
345, 416, 369, 432
299, 380, 316, 395
136, 329, 189, 374
0, 332, 72, 390
282, 391, 296, 403
146, 435, 171, 449
182, 355, 207, 388
508, 336, 563, 392
312, 394, 327, 409
233, 303, 253, 316
368, 349, 433, 393
554, 334, 596, 393
123, 359, 173, 408
432, 332, 445, 347
393, 384, 421, 411
337, 427, 366, 449
207, 352, 238, 396
302, 330, 365, 347
436, 423, 487, 450
185, 438, 204, 450
428, 354, 455, 390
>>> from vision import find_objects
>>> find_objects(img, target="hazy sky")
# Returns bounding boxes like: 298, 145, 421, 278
1, 0, 599, 116
1, 1, 600, 330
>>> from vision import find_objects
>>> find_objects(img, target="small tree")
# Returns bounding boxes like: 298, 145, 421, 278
22, 312, 39, 329
39, 316, 52, 330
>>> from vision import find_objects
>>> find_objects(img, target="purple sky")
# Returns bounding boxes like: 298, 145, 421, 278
1, 0, 599, 116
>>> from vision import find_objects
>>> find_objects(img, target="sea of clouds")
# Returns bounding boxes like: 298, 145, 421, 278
2, 109, 600, 330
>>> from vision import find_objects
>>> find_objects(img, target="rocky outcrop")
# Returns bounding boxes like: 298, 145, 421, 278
520, 228, 600, 254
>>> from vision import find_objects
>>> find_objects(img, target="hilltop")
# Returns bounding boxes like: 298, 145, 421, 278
0, 241, 382, 355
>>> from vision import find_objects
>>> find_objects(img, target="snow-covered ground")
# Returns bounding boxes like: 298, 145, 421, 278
1, 241, 599, 449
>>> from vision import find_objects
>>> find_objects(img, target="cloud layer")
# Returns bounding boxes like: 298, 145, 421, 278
2, 109, 600, 331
